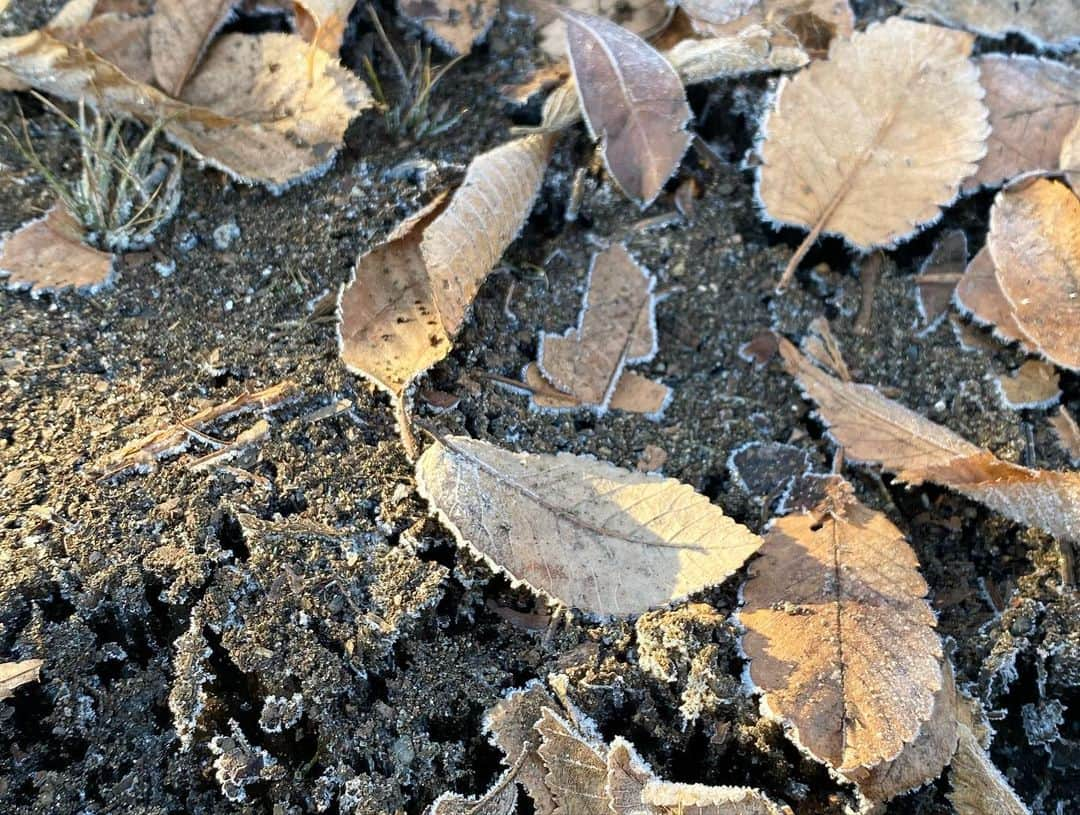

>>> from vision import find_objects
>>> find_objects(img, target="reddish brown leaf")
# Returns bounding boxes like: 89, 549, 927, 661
953, 247, 1032, 348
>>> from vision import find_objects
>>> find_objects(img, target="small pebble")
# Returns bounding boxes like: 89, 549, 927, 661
213, 222, 241, 251
154, 259, 176, 278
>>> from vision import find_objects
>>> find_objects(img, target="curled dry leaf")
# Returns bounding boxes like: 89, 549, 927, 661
150, 0, 237, 96
1049, 407, 1080, 467
900, 0, 1080, 50
964, 55, 1080, 191
485, 682, 560, 815
949, 723, 1031, 815
0, 659, 43, 701
398, 0, 498, 55
0, 203, 114, 296
339, 134, 553, 406
915, 229, 966, 329
778, 336, 1080, 543
741, 475, 942, 771
987, 179, 1080, 371
756, 18, 989, 289
996, 360, 1060, 410
415, 435, 762, 616
562, 8, 692, 207
535, 0, 671, 60
953, 247, 1032, 348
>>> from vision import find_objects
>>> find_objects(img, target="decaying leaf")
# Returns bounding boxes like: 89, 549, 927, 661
0, 659, 43, 701
915, 230, 966, 329
741, 475, 942, 771
778, 336, 1080, 543
339, 134, 555, 411
756, 18, 988, 289
562, 8, 692, 207
399, 0, 498, 55
0, 202, 114, 296
606, 738, 654, 814
150, 0, 237, 96
1062, 118, 1080, 191
535, 0, 671, 60
964, 55, 1080, 191
294, 0, 358, 52
949, 723, 1031, 815
900, 0, 1080, 50
485, 682, 560, 815
996, 360, 1060, 410
536, 707, 610, 814
415, 435, 762, 616
987, 179, 1080, 372
1049, 407, 1080, 467
953, 247, 1032, 348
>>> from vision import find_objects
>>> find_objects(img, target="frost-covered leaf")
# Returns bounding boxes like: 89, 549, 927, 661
338, 134, 555, 404
741, 475, 942, 771
996, 360, 1060, 410
399, 0, 498, 55
756, 18, 988, 289
427, 760, 519, 815
915, 230, 965, 329
535, 0, 670, 60
678, 0, 760, 25
663, 29, 808, 84
562, 8, 692, 207
685, 0, 854, 51
60, 11, 155, 85
964, 56, 1080, 191
150, 0, 237, 96
949, 723, 1031, 815
778, 336, 1080, 543
415, 435, 762, 616
1049, 407, 1080, 467
606, 738, 654, 815
520, 363, 671, 416
294, 0, 358, 52
900, 0, 1079, 50
536, 707, 609, 815
987, 179, 1080, 371
953, 247, 1032, 348
485, 683, 560, 815
0, 658, 43, 701
0, 203, 114, 296
640, 782, 786, 815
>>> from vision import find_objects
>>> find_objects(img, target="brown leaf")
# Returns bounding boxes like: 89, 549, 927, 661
900, 0, 1079, 49
606, 738, 654, 815
915, 230, 966, 329
662, 28, 808, 84
150, 0, 237, 96
640, 782, 786, 814
427, 759, 520, 815
685, 0, 854, 48
987, 179, 1080, 371
1062, 118, 1080, 192
535, 0, 671, 61
60, 12, 156, 85
0, 203, 114, 296
294, 0, 358, 52
485, 683, 560, 815
756, 18, 988, 289
520, 363, 671, 416
536, 707, 609, 815
953, 247, 1032, 348
1049, 407, 1080, 467
741, 476, 942, 770
678, 0, 760, 26
562, 8, 692, 207
0, 659, 43, 701
399, 0, 498, 55
948, 723, 1031, 815
415, 435, 762, 616
778, 336, 1080, 543
964, 55, 1080, 191
996, 360, 1060, 410
338, 134, 555, 402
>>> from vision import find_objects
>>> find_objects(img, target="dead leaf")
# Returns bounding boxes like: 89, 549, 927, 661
915, 230, 966, 329
0, 658, 43, 701
606, 738, 654, 815
60, 12, 156, 85
519, 363, 671, 416
900, 0, 1079, 50
778, 336, 1080, 543
964, 55, 1080, 191
949, 723, 1031, 815
415, 434, 762, 616
485, 683, 560, 815
187, 418, 271, 472
399, 0, 498, 55
756, 18, 988, 289
996, 360, 1060, 410
150, 0, 237, 96
562, 8, 692, 207
338, 134, 555, 406
741, 475, 942, 770
686, 0, 854, 48
535, 0, 671, 61
1062, 118, 1080, 191
636, 444, 668, 472
1049, 407, 1080, 467
294, 0, 358, 52
987, 179, 1080, 371
953, 247, 1032, 348
536, 707, 610, 814
640, 782, 786, 815
0, 202, 114, 296
662, 28, 808, 84
427, 754, 522, 815
678, 0, 760, 25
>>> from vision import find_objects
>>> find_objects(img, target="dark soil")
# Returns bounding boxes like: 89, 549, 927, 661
1, 1, 1078, 813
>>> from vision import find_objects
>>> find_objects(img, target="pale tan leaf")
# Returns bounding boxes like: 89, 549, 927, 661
485, 682, 560, 815
1062, 118, 1080, 192
535, 0, 670, 61
0, 659, 43, 701
741, 476, 942, 771
995, 360, 1060, 410
536, 707, 609, 815
678, 0, 759, 26
900, 0, 1079, 49
778, 336, 1080, 543
1049, 407, 1080, 467
57, 13, 155, 85
150, 0, 238, 96
294, 0, 358, 52
399, 0, 498, 55
663, 29, 808, 84
339, 134, 555, 400
427, 757, 521, 815
0, 203, 114, 296
538, 244, 657, 407
915, 230, 965, 328
686, 0, 854, 48
756, 18, 988, 289
842, 658, 959, 804
964, 55, 1080, 191
562, 8, 692, 207
640, 781, 786, 814
606, 739, 654, 815
415, 435, 762, 616
948, 724, 1031, 815
521, 363, 671, 416
953, 247, 1032, 348
988, 179, 1080, 371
